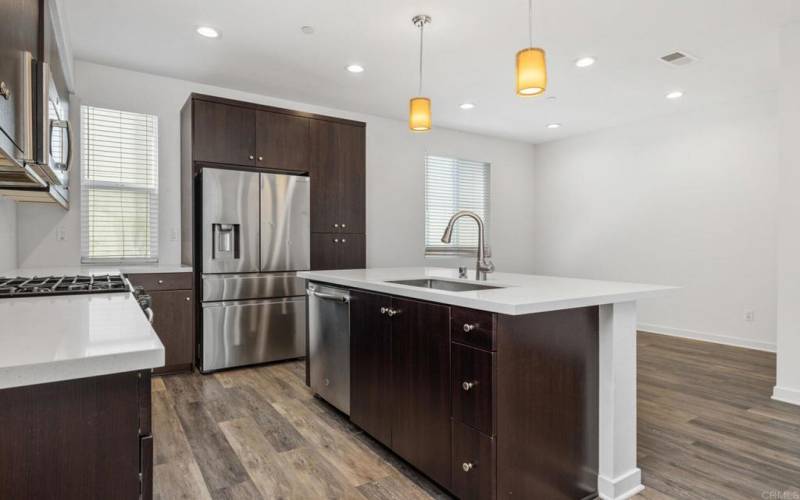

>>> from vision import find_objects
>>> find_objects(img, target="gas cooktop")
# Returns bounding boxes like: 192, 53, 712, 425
0, 274, 131, 298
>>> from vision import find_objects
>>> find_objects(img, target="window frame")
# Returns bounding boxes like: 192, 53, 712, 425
79, 105, 159, 265
424, 154, 491, 257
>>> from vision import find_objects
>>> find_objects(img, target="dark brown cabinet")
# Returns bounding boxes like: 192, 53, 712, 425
256, 110, 310, 171
127, 272, 194, 374
191, 98, 313, 172
347, 295, 600, 500
193, 99, 257, 167
310, 119, 366, 234
0, 370, 153, 500
310, 232, 365, 270
391, 297, 452, 489
350, 290, 393, 446
349, 291, 452, 490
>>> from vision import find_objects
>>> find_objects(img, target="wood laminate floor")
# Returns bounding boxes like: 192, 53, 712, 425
152, 333, 800, 500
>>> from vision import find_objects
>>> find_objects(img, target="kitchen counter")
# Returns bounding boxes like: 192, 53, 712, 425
298, 267, 674, 315
0, 292, 164, 390
0, 264, 192, 277
301, 266, 675, 500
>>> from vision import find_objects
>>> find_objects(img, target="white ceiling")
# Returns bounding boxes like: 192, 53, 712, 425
63, 0, 800, 144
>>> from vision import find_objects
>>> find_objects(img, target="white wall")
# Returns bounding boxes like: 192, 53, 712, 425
16, 61, 537, 273
533, 96, 780, 351
774, 23, 800, 405
0, 199, 16, 271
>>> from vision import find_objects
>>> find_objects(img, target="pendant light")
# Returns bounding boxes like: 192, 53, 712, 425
516, 0, 547, 96
409, 15, 432, 131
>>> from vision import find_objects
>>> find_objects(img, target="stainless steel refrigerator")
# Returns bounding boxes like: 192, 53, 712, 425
199, 167, 310, 372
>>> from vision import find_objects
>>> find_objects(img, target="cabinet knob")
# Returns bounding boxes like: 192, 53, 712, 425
463, 323, 478, 333
387, 308, 399, 317
462, 381, 477, 391
185, 297, 191, 301
380, 306, 390, 315
333, 223, 339, 228
341, 238, 347, 243
258, 156, 263, 161
341, 223, 347, 229
333, 238, 339, 243
462, 462, 474, 472
157, 279, 164, 284
249, 155, 255, 160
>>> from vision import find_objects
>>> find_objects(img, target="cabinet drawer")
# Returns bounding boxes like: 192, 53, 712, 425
452, 420, 496, 500
127, 272, 192, 291
452, 307, 496, 351
452, 343, 495, 435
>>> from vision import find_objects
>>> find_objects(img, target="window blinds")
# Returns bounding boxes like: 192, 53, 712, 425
80, 105, 159, 263
424, 155, 490, 256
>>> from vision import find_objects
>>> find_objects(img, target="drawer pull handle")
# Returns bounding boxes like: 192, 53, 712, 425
463, 323, 478, 333
462, 381, 477, 391
462, 462, 474, 472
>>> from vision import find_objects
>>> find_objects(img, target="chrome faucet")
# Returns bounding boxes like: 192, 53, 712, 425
440, 210, 495, 280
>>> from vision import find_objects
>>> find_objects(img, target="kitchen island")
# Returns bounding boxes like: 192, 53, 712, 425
298, 267, 674, 500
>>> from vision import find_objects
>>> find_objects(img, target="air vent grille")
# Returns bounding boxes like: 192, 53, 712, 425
660, 51, 697, 66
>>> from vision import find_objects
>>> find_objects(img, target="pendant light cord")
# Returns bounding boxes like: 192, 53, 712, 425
528, 0, 533, 48
418, 22, 424, 96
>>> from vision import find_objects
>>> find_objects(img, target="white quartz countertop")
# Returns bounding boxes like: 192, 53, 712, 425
0, 292, 165, 390
0, 264, 192, 277
298, 267, 675, 315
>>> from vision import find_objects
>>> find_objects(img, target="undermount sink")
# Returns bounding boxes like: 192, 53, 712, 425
386, 278, 504, 292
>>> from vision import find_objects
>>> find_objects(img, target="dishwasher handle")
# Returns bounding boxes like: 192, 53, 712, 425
308, 289, 350, 303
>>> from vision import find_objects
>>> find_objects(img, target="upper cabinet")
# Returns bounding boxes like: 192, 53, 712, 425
256, 111, 310, 172
310, 120, 366, 234
193, 99, 257, 166
191, 97, 312, 172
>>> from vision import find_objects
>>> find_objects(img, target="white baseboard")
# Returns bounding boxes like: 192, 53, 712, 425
598, 468, 644, 500
772, 386, 800, 406
638, 323, 776, 352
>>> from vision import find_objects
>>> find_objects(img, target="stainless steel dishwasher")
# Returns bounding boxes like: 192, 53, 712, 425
307, 283, 351, 415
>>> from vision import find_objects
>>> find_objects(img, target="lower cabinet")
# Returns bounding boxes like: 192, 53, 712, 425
149, 290, 194, 371
349, 291, 600, 500
452, 420, 496, 500
350, 290, 452, 489
127, 272, 194, 374
0, 370, 153, 500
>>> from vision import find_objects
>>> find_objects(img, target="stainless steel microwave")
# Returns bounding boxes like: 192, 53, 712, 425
0, 52, 71, 207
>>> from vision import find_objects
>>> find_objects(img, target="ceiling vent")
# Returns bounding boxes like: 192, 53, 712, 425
659, 51, 698, 66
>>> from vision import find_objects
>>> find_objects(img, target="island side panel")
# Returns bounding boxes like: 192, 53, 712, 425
496, 306, 599, 500
597, 301, 643, 499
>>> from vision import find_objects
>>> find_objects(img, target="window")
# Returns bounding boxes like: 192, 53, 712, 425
80, 105, 159, 263
424, 155, 490, 256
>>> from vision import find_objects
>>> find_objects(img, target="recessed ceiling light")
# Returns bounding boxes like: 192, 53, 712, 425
346, 64, 365, 73
546, 123, 561, 129
665, 90, 684, 99
459, 102, 475, 110
301, 25, 314, 35
575, 56, 596, 68
196, 26, 220, 38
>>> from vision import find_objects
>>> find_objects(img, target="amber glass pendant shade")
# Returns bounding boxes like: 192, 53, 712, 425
409, 97, 432, 131
516, 47, 547, 96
